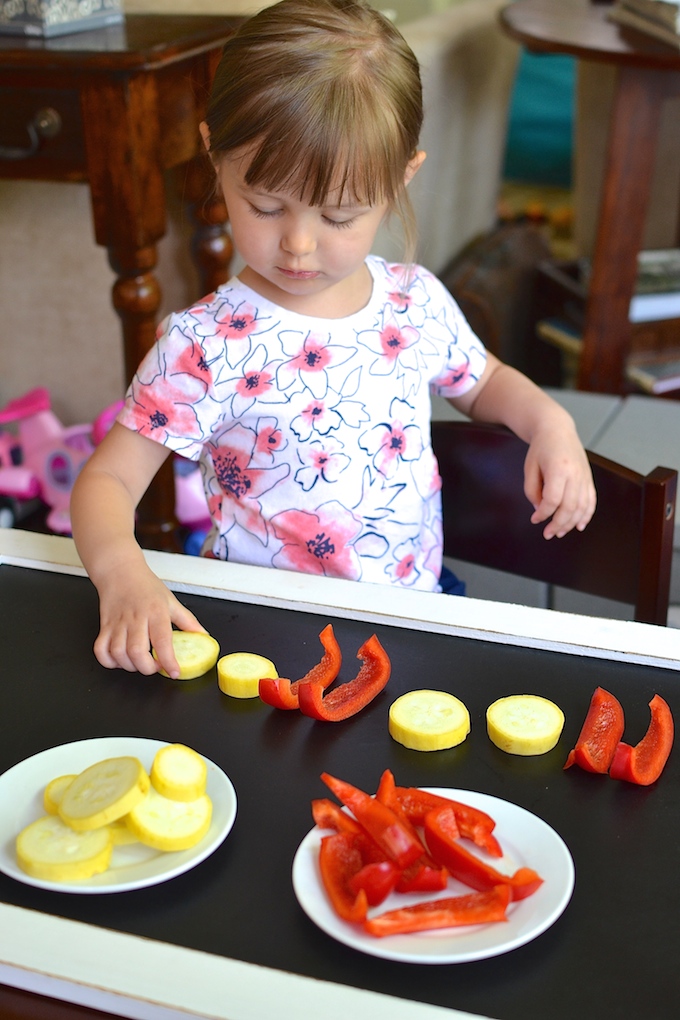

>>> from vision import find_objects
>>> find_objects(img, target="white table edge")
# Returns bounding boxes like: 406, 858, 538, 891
2, 530, 679, 671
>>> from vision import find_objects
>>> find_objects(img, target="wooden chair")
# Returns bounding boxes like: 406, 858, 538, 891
431, 419, 678, 626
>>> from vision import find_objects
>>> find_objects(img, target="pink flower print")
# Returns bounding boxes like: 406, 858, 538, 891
290, 394, 342, 440
271, 501, 362, 579
223, 344, 283, 418
277, 330, 355, 398
385, 537, 421, 587
194, 297, 271, 369
388, 289, 412, 313
294, 438, 350, 491
357, 319, 420, 377
437, 359, 473, 395
379, 324, 418, 363
127, 342, 209, 444
214, 299, 260, 341
254, 416, 287, 463
207, 424, 289, 544
360, 417, 424, 480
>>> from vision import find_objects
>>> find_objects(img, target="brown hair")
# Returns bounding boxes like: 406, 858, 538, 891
205, 0, 423, 259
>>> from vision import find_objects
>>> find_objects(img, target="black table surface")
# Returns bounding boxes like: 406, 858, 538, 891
0, 563, 678, 1019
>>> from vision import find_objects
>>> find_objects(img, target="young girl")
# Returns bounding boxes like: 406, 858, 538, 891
71, 0, 595, 679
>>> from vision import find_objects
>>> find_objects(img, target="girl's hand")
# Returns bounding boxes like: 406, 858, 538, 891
523, 423, 597, 540
93, 561, 206, 679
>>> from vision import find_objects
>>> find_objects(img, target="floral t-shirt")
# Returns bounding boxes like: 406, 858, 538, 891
117, 255, 486, 591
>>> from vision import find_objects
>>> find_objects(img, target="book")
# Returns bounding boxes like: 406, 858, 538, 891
536, 318, 680, 394
636, 248, 680, 293
609, 4, 680, 47
625, 351, 680, 394
579, 249, 680, 322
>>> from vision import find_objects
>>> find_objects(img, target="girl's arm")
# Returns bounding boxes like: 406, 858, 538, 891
448, 353, 596, 539
70, 423, 205, 678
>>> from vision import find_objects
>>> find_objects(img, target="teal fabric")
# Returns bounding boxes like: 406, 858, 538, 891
503, 49, 576, 187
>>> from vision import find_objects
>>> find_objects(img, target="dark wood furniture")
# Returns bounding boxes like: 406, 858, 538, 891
432, 418, 677, 624
0, 14, 241, 545
500, 0, 680, 394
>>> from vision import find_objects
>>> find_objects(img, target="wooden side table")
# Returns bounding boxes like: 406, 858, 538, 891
0, 14, 241, 546
500, 0, 680, 395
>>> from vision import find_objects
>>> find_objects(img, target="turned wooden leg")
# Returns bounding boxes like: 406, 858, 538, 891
108, 243, 180, 551
181, 156, 233, 297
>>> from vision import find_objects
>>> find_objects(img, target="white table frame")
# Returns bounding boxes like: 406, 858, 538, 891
1, 528, 679, 1020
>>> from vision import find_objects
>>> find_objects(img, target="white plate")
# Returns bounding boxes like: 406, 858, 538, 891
0, 737, 237, 894
292, 787, 574, 964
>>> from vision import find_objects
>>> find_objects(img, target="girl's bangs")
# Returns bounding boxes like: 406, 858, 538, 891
243, 106, 405, 208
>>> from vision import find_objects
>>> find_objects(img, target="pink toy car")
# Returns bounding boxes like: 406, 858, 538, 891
0, 387, 211, 542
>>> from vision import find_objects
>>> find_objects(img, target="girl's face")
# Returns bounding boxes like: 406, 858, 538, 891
208, 143, 402, 318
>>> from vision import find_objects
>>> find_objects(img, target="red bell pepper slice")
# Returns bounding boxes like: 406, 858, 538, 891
321, 772, 423, 869
394, 785, 502, 858
318, 831, 368, 922
348, 860, 400, 906
258, 623, 341, 709
609, 694, 674, 786
364, 884, 511, 937
564, 686, 625, 774
424, 807, 543, 901
311, 798, 363, 835
374, 770, 448, 892
297, 634, 390, 721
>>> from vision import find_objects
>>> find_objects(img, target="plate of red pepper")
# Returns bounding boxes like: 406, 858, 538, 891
292, 774, 574, 964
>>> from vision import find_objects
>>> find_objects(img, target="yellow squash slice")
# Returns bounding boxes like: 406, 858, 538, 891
217, 651, 278, 698
486, 694, 565, 755
154, 631, 220, 680
150, 743, 208, 802
58, 756, 150, 831
107, 816, 139, 847
16, 815, 113, 882
388, 689, 471, 751
43, 774, 76, 815
126, 786, 212, 852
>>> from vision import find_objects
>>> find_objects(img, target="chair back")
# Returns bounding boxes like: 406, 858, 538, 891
431, 419, 677, 625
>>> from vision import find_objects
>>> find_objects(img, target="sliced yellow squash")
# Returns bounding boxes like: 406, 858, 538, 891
43, 774, 76, 815
107, 816, 139, 846
486, 694, 565, 755
150, 743, 207, 802
388, 689, 470, 751
58, 756, 150, 831
16, 815, 113, 882
217, 651, 278, 698
126, 786, 212, 852
153, 631, 220, 680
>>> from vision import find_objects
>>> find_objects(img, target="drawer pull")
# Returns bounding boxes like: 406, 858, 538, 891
0, 107, 62, 160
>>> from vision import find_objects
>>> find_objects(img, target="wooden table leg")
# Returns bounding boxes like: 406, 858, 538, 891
578, 66, 680, 393
82, 72, 180, 549
181, 155, 233, 297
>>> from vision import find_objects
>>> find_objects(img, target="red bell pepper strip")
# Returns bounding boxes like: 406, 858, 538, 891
321, 772, 423, 869
364, 884, 511, 937
394, 785, 502, 858
395, 856, 449, 894
609, 694, 674, 786
258, 623, 341, 709
374, 770, 448, 892
318, 832, 369, 923
297, 634, 390, 721
424, 807, 543, 901
347, 860, 400, 906
311, 798, 363, 835
564, 686, 625, 774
